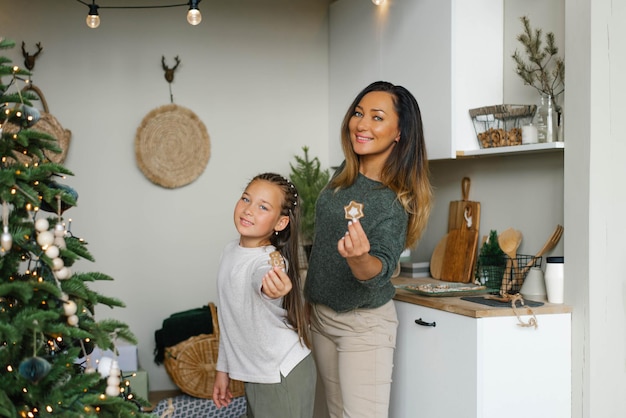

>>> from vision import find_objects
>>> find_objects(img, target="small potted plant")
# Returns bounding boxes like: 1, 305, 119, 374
475, 230, 507, 291
289, 146, 330, 259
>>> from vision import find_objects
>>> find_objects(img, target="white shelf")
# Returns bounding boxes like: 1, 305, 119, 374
456, 141, 564, 158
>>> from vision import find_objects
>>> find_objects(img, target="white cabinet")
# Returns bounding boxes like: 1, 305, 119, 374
329, 0, 504, 162
390, 300, 571, 418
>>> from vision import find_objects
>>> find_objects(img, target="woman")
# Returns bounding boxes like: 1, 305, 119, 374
304, 81, 432, 418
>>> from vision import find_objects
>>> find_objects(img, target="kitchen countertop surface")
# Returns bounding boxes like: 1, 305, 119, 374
392, 275, 572, 318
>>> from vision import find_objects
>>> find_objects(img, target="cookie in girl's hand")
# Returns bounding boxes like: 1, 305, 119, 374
269, 251, 286, 270
344, 200, 364, 221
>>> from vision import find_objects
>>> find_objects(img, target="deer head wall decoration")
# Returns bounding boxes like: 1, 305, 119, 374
22, 42, 43, 71
162, 55, 181, 83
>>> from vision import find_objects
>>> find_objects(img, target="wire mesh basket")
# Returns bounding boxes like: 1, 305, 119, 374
476, 254, 542, 294
469, 104, 536, 148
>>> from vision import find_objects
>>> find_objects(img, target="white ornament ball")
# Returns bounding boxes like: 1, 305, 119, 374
67, 314, 79, 326
54, 223, 65, 237
106, 385, 120, 397
35, 218, 49, 232
53, 236, 66, 249
63, 300, 77, 316
52, 257, 64, 271
45, 245, 59, 259
107, 375, 121, 386
97, 357, 113, 377
1, 230, 12, 252
55, 266, 70, 280
110, 362, 120, 376
36, 231, 54, 248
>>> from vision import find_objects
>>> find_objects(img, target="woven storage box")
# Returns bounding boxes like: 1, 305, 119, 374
164, 303, 245, 399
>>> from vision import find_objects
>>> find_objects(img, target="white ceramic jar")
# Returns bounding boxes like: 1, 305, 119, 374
520, 267, 547, 302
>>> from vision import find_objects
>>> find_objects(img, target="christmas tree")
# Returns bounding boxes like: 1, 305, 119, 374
0, 38, 150, 417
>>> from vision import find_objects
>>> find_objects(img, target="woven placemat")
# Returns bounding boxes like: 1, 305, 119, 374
461, 296, 544, 308
135, 104, 210, 188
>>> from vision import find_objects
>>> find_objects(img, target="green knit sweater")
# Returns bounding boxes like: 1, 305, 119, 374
304, 173, 408, 312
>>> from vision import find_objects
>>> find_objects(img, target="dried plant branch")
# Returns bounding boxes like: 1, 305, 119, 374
512, 16, 565, 112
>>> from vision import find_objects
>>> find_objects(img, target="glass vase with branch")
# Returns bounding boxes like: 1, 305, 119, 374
512, 16, 565, 115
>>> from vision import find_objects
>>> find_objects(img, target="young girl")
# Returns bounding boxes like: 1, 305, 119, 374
304, 81, 432, 418
212, 172, 315, 418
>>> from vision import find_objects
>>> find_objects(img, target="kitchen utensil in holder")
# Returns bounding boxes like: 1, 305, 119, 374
504, 254, 542, 294
476, 254, 542, 294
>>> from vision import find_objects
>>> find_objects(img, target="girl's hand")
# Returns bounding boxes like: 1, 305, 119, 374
261, 267, 293, 299
212, 371, 234, 408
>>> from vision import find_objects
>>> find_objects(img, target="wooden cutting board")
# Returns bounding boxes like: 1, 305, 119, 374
440, 177, 481, 283
429, 233, 448, 279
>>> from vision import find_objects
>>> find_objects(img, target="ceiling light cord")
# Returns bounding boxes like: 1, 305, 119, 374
76, 0, 202, 29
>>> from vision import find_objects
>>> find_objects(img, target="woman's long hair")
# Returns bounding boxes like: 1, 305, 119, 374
330, 81, 433, 248
252, 172, 310, 348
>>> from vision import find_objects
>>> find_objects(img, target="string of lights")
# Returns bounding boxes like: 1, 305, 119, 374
75, 0, 203, 29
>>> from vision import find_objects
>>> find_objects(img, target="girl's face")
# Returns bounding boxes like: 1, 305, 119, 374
348, 91, 401, 161
234, 179, 289, 248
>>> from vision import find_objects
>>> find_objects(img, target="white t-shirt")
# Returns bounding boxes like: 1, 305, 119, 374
215, 239, 310, 384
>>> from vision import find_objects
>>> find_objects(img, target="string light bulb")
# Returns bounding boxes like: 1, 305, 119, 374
86, 2, 100, 28
187, 0, 202, 25
78, 0, 203, 27
372, 0, 385, 5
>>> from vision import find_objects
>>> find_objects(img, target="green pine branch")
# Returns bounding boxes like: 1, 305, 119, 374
511, 16, 565, 112
289, 146, 329, 243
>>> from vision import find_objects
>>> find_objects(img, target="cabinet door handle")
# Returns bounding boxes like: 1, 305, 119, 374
415, 318, 436, 327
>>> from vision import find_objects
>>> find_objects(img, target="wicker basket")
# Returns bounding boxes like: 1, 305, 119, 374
164, 303, 245, 399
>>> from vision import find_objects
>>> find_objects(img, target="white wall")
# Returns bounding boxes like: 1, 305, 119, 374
0, 0, 330, 391
565, 0, 626, 416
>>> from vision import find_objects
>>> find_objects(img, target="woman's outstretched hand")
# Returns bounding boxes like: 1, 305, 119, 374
338, 218, 370, 257
338, 218, 382, 280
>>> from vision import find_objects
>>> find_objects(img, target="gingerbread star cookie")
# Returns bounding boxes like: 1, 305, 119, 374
268, 250, 286, 270
344, 200, 364, 221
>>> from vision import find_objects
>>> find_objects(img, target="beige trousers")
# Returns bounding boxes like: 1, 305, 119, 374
309, 300, 398, 418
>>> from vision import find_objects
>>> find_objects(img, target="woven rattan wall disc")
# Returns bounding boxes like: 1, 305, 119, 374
135, 104, 210, 188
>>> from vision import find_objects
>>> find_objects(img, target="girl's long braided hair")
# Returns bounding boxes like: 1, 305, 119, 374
252, 172, 310, 348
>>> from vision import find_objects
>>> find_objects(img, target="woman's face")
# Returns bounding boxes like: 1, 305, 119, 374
233, 179, 288, 248
348, 91, 401, 160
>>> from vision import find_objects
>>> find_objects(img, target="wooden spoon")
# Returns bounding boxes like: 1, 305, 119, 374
497, 228, 523, 294
519, 224, 564, 276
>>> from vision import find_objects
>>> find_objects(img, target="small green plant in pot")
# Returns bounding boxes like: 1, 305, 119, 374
289, 146, 330, 258
475, 230, 507, 291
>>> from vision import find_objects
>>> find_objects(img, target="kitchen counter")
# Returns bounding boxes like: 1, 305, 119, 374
392, 275, 572, 318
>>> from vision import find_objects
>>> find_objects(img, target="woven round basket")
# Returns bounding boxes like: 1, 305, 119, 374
164, 303, 245, 399
135, 104, 210, 189
5, 85, 72, 164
